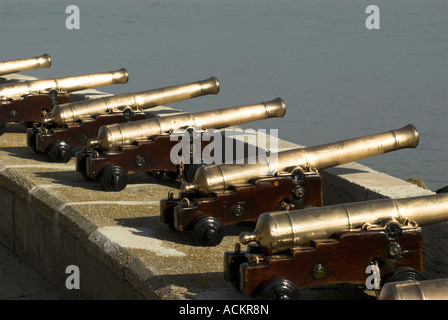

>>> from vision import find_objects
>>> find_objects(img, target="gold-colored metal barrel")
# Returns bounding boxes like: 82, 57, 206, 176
377, 279, 448, 300
0, 68, 129, 100
239, 193, 448, 255
181, 124, 419, 196
87, 97, 286, 151
44, 77, 220, 126
0, 54, 52, 76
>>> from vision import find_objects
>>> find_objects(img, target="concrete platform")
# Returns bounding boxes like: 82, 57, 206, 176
0, 73, 447, 300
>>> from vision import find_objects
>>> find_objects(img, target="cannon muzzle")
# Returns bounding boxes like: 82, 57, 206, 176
0, 54, 52, 76
181, 124, 419, 196
239, 193, 448, 255
0, 68, 129, 100
43, 77, 220, 126
378, 278, 448, 300
87, 97, 286, 151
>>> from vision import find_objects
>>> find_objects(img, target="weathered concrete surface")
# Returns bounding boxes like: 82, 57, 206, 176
0, 242, 64, 300
0, 73, 446, 300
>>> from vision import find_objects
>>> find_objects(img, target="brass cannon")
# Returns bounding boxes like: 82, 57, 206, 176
224, 193, 448, 299
0, 68, 129, 135
76, 98, 286, 191
377, 278, 448, 300
27, 77, 220, 162
0, 54, 52, 76
160, 124, 420, 246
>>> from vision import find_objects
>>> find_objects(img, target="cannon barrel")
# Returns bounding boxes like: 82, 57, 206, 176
239, 193, 448, 255
181, 124, 419, 196
42, 77, 220, 126
0, 68, 129, 100
0, 54, 52, 76
377, 278, 448, 300
87, 97, 286, 151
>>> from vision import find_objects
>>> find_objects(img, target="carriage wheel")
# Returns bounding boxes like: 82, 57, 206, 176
192, 216, 224, 246
260, 277, 299, 300
47, 141, 73, 163
99, 165, 128, 192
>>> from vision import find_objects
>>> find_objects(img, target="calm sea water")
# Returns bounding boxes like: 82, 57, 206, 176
0, 0, 447, 191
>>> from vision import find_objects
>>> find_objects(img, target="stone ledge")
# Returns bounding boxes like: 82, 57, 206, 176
0, 73, 446, 300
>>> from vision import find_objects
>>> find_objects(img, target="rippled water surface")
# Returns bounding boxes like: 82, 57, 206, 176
1, 0, 447, 190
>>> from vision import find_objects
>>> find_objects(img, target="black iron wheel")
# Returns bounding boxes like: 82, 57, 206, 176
383, 267, 426, 284
47, 141, 73, 163
192, 216, 224, 246
99, 165, 128, 192
260, 277, 299, 300
122, 107, 134, 120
